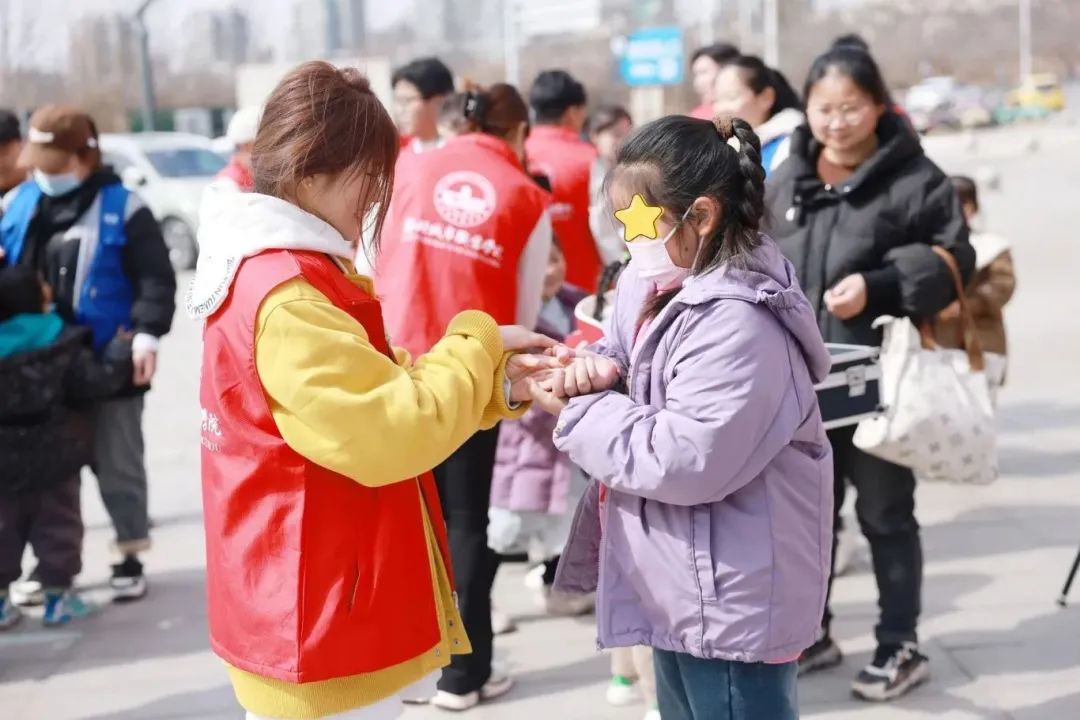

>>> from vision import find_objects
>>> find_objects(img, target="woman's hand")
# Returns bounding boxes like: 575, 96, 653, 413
524, 354, 622, 413
824, 274, 868, 320
527, 379, 568, 415
500, 325, 557, 353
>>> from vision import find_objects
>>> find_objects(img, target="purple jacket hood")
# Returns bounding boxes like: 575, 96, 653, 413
552, 234, 834, 664
671, 236, 831, 384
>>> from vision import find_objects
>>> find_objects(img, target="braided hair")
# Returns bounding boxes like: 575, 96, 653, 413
593, 259, 629, 321
609, 113, 767, 321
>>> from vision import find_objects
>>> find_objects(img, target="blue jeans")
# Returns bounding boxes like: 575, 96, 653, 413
653, 650, 799, 720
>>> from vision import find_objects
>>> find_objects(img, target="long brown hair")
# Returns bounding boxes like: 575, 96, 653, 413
252, 61, 400, 249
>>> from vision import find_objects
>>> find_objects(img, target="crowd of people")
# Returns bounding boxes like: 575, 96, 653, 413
0, 28, 1018, 720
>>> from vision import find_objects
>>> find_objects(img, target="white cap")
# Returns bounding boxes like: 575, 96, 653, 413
226, 106, 261, 146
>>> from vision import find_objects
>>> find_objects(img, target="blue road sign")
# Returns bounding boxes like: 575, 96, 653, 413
620, 26, 685, 87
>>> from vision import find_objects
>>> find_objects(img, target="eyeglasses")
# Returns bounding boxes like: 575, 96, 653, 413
392, 94, 424, 108
808, 103, 874, 126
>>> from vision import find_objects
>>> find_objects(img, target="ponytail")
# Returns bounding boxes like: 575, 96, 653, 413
460, 81, 529, 141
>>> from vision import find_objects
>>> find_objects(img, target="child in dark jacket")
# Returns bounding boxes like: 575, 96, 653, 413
0, 265, 132, 629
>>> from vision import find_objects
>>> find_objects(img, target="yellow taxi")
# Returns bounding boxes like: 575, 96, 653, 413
1008, 73, 1066, 112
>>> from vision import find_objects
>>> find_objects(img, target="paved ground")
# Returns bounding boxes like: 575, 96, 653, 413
2, 119, 1079, 719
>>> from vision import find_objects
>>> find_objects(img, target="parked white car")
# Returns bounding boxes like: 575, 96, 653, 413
100, 133, 226, 270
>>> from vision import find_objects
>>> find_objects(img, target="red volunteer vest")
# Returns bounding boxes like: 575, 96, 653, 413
525, 125, 600, 291
200, 249, 453, 683
376, 133, 548, 357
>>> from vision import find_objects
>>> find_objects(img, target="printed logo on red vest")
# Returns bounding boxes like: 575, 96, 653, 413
433, 171, 497, 228
403, 216, 505, 268
201, 407, 223, 452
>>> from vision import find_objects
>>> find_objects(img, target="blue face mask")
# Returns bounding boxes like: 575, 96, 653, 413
33, 169, 83, 197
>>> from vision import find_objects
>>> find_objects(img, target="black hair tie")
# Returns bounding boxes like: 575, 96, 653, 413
464, 91, 489, 125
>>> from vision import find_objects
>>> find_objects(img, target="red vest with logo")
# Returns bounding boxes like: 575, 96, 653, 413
200, 249, 453, 683
525, 125, 599, 291
376, 133, 548, 357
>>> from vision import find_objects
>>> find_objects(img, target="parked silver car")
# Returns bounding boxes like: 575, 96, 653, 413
100, 133, 226, 270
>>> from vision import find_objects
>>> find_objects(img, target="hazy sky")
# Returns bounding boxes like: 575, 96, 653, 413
2, 0, 413, 69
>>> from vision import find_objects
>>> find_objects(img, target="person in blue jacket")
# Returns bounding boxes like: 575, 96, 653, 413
0, 105, 175, 604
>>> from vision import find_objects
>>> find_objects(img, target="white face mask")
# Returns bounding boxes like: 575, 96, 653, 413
624, 206, 694, 287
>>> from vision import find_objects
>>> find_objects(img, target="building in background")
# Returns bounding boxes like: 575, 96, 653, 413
288, 0, 368, 60
180, 9, 252, 71
69, 14, 139, 90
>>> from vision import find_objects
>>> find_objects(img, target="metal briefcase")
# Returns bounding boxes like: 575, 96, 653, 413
815, 344, 883, 431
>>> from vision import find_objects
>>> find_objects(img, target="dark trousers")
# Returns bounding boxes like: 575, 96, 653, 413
823, 426, 923, 647
654, 650, 798, 720
433, 426, 500, 695
0, 476, 83, 589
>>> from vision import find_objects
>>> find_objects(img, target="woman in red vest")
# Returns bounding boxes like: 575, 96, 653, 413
186, 62, 559, 720
375, 81, 553, 710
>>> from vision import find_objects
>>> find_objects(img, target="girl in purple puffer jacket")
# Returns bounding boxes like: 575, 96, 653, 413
529, 115, 833, 720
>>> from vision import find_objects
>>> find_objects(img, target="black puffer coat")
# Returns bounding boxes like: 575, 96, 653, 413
0, 326, 131, 493
765, 113, 975, 346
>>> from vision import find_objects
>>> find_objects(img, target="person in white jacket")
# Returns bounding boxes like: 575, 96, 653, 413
713, 55, 804, 178
211, 106, 260, 192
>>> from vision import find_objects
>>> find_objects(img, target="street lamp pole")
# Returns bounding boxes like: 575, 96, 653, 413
503, 0, 520, 87
700, 0, 717, 46
134, 0, 159, 132
1018, 0, 1032, 82
763, 0, 779, 67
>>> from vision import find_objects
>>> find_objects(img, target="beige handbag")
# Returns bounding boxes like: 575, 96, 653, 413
853, 247, 998, 484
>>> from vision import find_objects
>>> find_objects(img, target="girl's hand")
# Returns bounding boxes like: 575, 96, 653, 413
527, 379, 568, 415
500, 325, 557, 353
532, 355, 621, 397
507, 352, 567, 402
824, 274, 868, 320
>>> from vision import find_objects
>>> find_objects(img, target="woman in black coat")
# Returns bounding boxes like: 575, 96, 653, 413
766, 46, 974, 702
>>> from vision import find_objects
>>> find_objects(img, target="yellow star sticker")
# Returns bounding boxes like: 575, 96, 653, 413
614, 193, 664, 241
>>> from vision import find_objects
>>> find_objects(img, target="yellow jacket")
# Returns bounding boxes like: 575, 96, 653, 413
228, 269, 521, 719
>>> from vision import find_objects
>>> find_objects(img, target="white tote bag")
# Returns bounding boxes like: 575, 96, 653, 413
853, 247, 998, 484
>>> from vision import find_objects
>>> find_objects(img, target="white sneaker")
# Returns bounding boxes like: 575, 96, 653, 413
491, 608, 518, 636
541, 586, 595, 616
480, 671, 514, 701
643, 709, 662, 720
430, 672, 514, 711
606, 676, 641, 706
431, 689, 479, 711
10, 578, 44, 607
524, 564, 546, 590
